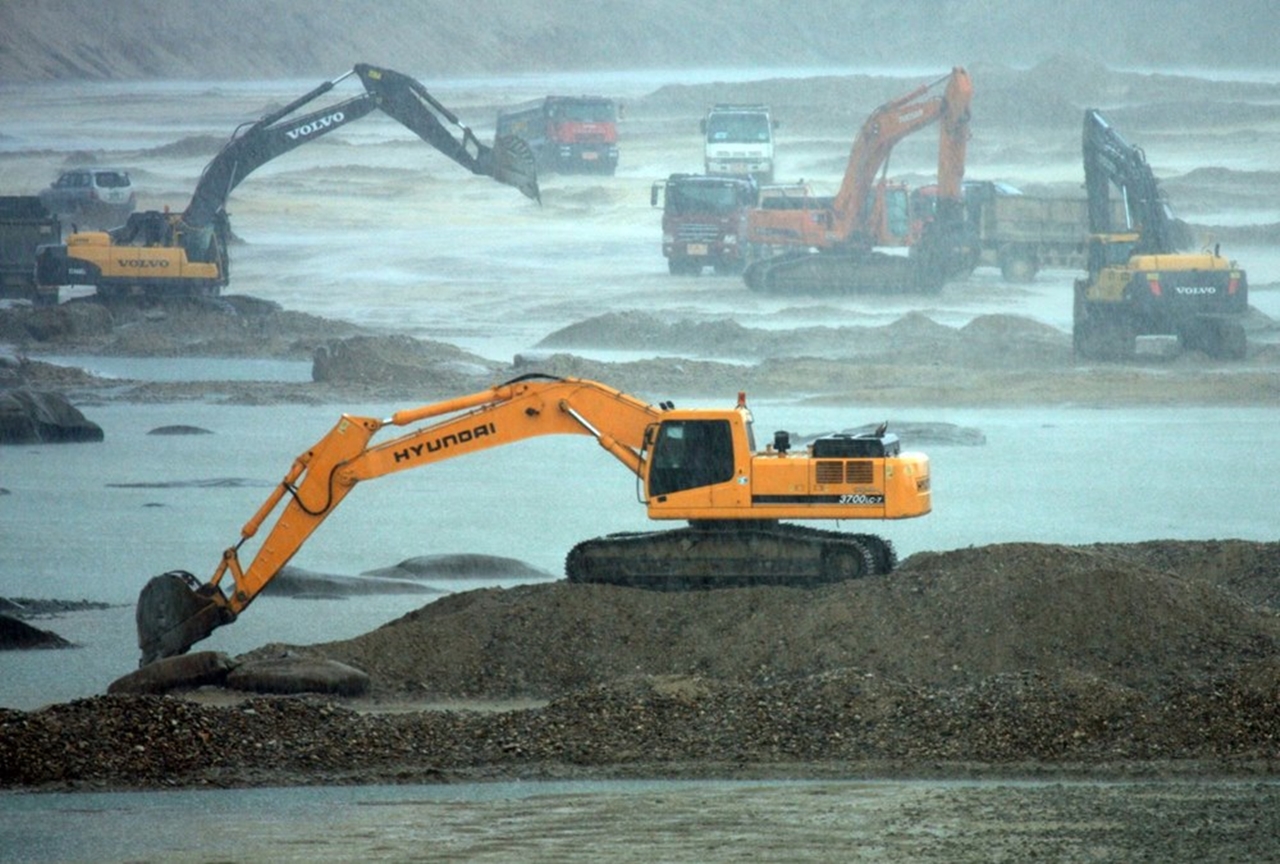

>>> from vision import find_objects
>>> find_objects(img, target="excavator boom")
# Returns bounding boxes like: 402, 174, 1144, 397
744, 67, 972, 294
35, 63, 537, 301
137, 374, 931, 665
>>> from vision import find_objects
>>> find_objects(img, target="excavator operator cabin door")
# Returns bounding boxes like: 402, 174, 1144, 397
647, 419, 735, 505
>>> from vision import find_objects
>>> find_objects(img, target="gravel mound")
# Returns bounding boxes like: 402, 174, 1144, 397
4, 540, 1276, 790
299, 540, 1279, 700
535, 310, 1072, 367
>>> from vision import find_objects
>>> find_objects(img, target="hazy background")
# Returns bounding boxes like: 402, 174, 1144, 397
2, 0, 1277, 82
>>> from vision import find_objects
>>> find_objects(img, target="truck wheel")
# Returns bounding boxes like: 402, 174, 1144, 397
713, 258, 744, 276
999, 249, 1038, 283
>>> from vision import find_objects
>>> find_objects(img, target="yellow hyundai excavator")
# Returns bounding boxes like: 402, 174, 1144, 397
137, 374, 932, 665
743, 67, 973, 294
35, 63, 539, 301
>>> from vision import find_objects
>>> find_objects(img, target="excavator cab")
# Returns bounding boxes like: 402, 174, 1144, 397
646, 419, 738, 498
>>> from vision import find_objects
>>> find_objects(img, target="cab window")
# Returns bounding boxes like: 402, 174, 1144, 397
649, 420, 735, 496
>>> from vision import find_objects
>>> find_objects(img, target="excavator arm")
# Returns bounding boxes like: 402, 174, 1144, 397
181, 63, 538, 231
136, 374, 660, 664
831, 67, 972, 244
1081, 108, 1173, 254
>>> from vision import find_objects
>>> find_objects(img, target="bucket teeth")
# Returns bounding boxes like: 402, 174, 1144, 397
492, 135, 540, 203
136, 571, 229, 666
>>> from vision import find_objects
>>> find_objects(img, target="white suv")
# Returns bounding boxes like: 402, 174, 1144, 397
39, 167, 136, 227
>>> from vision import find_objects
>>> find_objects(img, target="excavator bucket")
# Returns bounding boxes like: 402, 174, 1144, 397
135, 571, 232, 667
490, 134, 541, 203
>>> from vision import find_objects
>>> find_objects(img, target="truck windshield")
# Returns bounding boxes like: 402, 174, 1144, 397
667, 184, 743, 215
706, 114, 770, 143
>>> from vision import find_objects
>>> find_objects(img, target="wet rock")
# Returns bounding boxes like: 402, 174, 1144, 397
147, 425, 213, 435
0, 614, 73, 649
0, 302, 114, 344
264, 565, 444, 597
312, 335, 499, 387
226, 654, 370, 696
361, 554, 552, 581
107, 651, 236, 694
0, 389, 104, 444
837, 421, 987, 447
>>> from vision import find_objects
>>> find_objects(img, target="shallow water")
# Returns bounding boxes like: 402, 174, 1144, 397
2, 68, 1280, 855
2, 778, 1276, 863
3, 398, 1278, 710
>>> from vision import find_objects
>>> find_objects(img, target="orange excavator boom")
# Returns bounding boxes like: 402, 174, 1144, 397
743, 67, 972, 293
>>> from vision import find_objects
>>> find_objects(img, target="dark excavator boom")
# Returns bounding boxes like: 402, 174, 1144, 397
35, 63, 538, 302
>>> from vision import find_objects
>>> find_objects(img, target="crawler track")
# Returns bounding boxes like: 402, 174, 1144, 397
565, 522, 897, 590
743, 249, 944, 294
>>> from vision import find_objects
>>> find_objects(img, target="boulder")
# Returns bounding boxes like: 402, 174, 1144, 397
0, 613, 73, 649
226, 654, 371, 696
361, 553, 551, 581
107, 651, 236, 694
0, 389, 104, 444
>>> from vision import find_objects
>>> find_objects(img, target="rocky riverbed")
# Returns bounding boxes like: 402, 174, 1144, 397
4, 539, 1278, 794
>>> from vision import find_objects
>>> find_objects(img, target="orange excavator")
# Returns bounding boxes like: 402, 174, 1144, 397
743, 67, 973, 294
136, 374, 932, 665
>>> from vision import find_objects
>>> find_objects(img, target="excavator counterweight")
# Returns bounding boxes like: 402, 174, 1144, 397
135, 374, 931, 665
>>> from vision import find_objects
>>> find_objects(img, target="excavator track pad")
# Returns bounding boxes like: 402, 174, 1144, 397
744, 250, 940, 295
565, 523, 896, 590
136, 571, 232, 667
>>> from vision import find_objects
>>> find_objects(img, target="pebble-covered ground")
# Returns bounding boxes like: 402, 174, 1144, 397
4, 540, 1278, 793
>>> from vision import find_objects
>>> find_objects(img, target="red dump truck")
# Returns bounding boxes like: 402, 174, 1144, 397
651, 173, 758, 275
497, 96, 619, 175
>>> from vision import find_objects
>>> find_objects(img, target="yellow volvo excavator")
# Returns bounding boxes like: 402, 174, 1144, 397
1072, 109, 1247, 359
137, 374, 932, 665
35, 63, 539, 301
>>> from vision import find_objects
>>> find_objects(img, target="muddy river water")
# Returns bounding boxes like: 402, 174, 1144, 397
5, 778, 1278, 862
3, 66, 1280, 861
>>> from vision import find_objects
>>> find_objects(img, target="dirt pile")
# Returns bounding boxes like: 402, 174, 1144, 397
5, 296, 1280, 408
536, 310, 1074, 366
3, 539, 1278, 790
0, 295, 364, 360
291, 540, 1280, 699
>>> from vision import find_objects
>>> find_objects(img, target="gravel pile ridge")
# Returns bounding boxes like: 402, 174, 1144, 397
3, 540, 1279, 790
291, 541, 1280, 700
4, 661, 1278, 790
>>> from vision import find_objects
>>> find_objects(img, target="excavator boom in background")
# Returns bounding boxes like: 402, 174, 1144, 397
743, 67, 973, 294
1072, 109, 1247, 360
137, 374, 932, 665
35, 63, 538, 301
